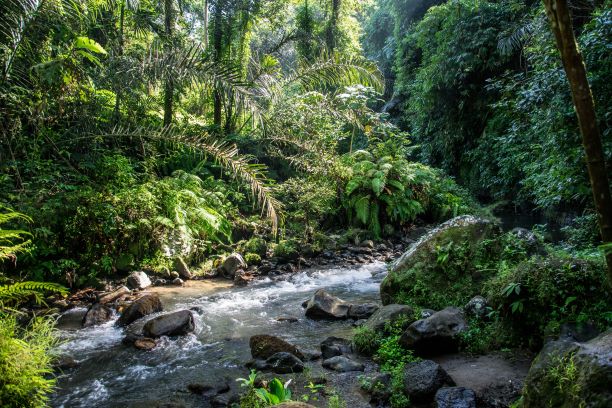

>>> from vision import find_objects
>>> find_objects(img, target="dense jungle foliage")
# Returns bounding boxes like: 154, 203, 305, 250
0, 0, 610, 406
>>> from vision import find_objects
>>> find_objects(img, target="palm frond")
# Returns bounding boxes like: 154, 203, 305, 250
0, 281, 67, 308
78, 126, 282, 234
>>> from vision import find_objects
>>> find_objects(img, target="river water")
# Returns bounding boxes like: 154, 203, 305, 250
51, 262, 387, 407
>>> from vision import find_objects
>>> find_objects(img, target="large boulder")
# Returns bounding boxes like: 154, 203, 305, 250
435, 387, 476, 408
364, 304, 415, 333
142, 310, 195, 338
322, 356, 365, 372
305, 289, 350, 320
117, 293, 163, 326
127, 271, 152, 290
173, 257, 192, 280
399, 307, 468, 355
220, 253, 247, 279
522, 330, 612, 408
403, 360, 455, 403
82, 303, 113, 327
250, 334, 304, 360
380, 215, 500, 306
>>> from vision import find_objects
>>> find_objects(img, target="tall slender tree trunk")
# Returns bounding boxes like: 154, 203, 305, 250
113, 1, 125, 125
543, 0, 612, 285
325, 0, 340, 54
163, 0, 175, 127
212, 2, 224, 128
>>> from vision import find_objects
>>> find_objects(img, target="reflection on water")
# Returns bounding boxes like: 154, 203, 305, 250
51, 262, 387, 408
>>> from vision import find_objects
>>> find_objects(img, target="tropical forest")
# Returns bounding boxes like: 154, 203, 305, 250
1, 0, 611, 407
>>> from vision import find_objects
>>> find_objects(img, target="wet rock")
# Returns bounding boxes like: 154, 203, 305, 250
53, 355, 79, 371
522, 330, 612, 408
361, 240, 375, 248
362, 372, 392, 403
82, 303, 113, 327
173, 257, 192, 280
170, 271, 180, 279
364, 304, 414, 333
265, 352, 305, 374
171, 278, 184, 286
143, 310, 195, 338
250, 334, 305, 360
322, 356, 364, 372
302, 350, 322, 361
56, 307, 88, 330
134, 337, 157, 351
211, 392, 239, 408
464, 296, 488, 319
559, 322, 600, 343
127, 271, 152, 290
403, 360, 455, 403
187, 381, 230, 397
275, 403, 317, 408
400, 307, 468, 355
117, 293, 163, 326
435, 387, 476, 408
320, 336, 352, 359
305, 289, 350, 320
154, 278, 167, 286
98, 286, 130, 304
381, 215, 500, 305
348, 303, 379, 319
276, 316, 298, 323
421, 309, 436, 319
234, 270, 256, 286
220, 253, 247, 279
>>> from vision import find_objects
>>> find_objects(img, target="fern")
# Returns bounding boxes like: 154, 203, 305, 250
0, 281, 67, 308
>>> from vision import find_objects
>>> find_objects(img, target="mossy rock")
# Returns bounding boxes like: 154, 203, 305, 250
522, 330, 612, 408
380, 215, 501, 308
273, 239, 299, 261
243, 237, 268, 257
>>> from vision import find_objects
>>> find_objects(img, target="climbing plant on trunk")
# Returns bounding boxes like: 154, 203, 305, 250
543, 0, 612, 285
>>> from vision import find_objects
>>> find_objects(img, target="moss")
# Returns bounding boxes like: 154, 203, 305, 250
244, 253, 262, 265
273, 239, 299, 260
244, 237, 268, 257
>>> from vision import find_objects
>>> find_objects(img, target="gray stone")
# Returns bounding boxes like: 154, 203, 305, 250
143, 310, 195, 337
322, 355, 365, 372
82, 303, 113, 327
464, 296, 488, 318
250, 334, 304, 360
348, 303, 379, 319
305, 289, 350, 320
127, 271, 152, 290
173, 257, 192, 280
435, 387, 476, 408
400, 307, 468, 355
403, 360, 455, 402
364, 304, 414, 332
320, 336, 352, 359
117, 293, 163, 326
265, 352, 305, 374
220, 253, 247, 279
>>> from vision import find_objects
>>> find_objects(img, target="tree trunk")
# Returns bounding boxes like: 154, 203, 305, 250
543, 0, 612, 285
113, 1, 125, 125
325, 0, 340, 54
163, 0, 175, 127
212, 2, 224, 128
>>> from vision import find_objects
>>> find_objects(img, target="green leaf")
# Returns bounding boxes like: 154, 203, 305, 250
354, 196, 370, 225
74, 36, 107, 55
372, 177, 385, 196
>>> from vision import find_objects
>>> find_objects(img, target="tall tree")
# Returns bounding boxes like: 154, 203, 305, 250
325, 0, 341, 54
163, 0, 176, 126
543, 0, 612, 284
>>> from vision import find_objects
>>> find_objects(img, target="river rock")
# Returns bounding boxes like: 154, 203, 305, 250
521, 329, 612, 408
220, 253, 247, 279
464, 296, 488, 318
322, 355, 364, 372
134, 337, 157, 351
172, 278, 184, 286
403, 360, 455, 403
400, 307, 467, 355
82, 303, 113, 327
56, 307, 88, 330
187, 381, 230, 397
117, 293, 163, 326
143, 310, 195, 337
348, 303, 379, 319
320, 336, 353, 359
381, 215, 500, 305
250, 334, 304, 360
362, 372, 392, 403
234, 270, 256, 286
305, 289, 350, 320
276, 403, 317, 408
264, 352, 305, 374
435, 387, 476, 408
364, 304, 415, 333
127, 271, 152, 290
53, 355, 79, 371
173, 257, 192, 280
98, 286, 130, 304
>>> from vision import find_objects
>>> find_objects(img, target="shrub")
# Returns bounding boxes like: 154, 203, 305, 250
273, 240, 299, 260
245, 253, 262, 266
244, 237, 268, 257
353, 326, 381, 356
0, 314, 58, 408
